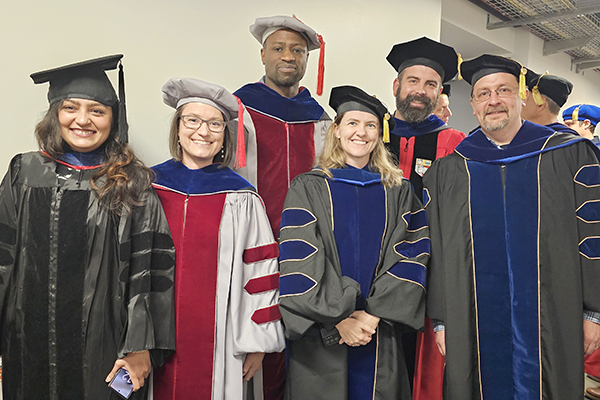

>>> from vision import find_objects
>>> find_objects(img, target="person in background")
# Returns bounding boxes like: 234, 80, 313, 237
432, 84, 452, 124
279, 85, 429, 400
232, 14, 331, 400
385, 36, 465, 400
152, 78, 285, 400
0, 55, 176, 400
424, 54, 600, 400
562, 104, 600, 144
521, 70, 576, 133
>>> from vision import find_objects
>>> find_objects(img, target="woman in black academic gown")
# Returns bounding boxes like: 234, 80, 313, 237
278, 86, 430, 400
0, 55, 175, 400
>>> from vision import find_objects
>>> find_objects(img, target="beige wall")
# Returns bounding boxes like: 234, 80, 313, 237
3, 0, 598, 178
0, 0, 442, 176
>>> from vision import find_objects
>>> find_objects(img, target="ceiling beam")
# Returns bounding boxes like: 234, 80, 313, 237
575, 60, 600, 73
543, 37, 591, 56
572, 56, 600, 65
486, 4, 600, 30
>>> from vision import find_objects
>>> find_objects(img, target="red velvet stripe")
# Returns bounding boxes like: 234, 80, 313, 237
244, 273, 280, 294
153, 190, 226, 399
251, 109, 316, 237
243, 242, 279, 264
436, 128, 465, 159
412, 318, 444, 400
398, 137, 415, 177
251, 305, 282, 324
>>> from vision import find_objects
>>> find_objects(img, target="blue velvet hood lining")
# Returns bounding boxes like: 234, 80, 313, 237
152, 160, 254, 195
234, 82, 325, 123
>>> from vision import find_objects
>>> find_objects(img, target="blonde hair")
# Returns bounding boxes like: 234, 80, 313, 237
317, 112, 404, 187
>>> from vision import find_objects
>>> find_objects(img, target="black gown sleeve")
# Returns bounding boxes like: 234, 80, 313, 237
365, 181, 429, 330
117, 187, 176, 367
0, 155, 22, 345
278, 176, 360, 340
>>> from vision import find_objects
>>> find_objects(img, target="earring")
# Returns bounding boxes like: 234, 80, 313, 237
220, 146, 225, 157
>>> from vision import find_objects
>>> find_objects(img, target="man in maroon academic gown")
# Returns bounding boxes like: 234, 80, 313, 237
232, 15, 331, 400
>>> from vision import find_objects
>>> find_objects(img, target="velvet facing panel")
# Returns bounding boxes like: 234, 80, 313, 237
467, 157, 541, 400
328, 179, 386, 400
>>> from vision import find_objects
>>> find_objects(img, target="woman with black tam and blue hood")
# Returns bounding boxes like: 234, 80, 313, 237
278, 85, 429, 400
0, 55, 176, 400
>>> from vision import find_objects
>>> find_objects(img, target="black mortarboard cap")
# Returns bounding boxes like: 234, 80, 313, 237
460, 54, 522, 85
460, 54, 527, 99
442, 84, 451, 97
329, 85, 395, 142
525, 69, 572, 107
386, 37, 458, 83
30, 54, 128, 143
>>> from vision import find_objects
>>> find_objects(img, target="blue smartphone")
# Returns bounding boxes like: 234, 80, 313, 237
108, 368, 134, 399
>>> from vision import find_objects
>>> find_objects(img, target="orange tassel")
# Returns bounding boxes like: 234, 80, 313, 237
234, 96, 246, 169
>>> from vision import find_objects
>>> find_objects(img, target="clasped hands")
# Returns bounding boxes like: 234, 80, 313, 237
335, 310, 380, 347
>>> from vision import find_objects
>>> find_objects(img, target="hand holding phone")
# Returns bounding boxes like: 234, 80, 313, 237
108, 367, 134, 399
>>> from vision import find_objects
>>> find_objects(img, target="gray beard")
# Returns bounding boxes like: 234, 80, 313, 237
396, 93, 436, 123
482, 117, 509, 132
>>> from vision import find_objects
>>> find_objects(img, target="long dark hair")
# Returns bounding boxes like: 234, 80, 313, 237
35, 99, 152, 213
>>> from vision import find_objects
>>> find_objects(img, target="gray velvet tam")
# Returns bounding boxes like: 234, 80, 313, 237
250, 15, 321, 51
162, 78, 238, 121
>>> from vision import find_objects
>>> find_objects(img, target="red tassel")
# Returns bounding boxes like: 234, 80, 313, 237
234, 96, 246, 169
317, 34, 325, 96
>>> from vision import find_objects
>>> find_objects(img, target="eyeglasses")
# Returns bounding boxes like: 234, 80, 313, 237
472, 86, 518, 103
180, 115, 226, 133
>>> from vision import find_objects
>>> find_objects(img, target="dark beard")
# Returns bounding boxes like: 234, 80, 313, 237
396, 93, 436, 123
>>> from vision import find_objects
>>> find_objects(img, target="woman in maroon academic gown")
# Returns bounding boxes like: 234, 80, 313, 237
152, 78, 285, 400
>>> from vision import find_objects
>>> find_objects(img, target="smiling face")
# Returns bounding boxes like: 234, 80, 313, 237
58, 98, 113, 153
393, 65, 442, 123
471, 72, 524, 143
261, 29, 309, 97
334, 110, 380, 169
178, 102, 225, 170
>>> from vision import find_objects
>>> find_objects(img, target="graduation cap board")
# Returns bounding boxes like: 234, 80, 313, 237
329, 85, 395, 143
525, 70, 572, 107
460, 54, 528, 100
251, 15, 326, 95
386, 37, 459, 83
30, 54, 128, 143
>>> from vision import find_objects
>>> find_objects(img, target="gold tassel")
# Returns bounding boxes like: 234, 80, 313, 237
573, 105, 580, 122
383, 113, 390, 143
532, 72, 548, 106
532, 86, 544, 106
457, 53, 463, 81
519, 67, 527, 100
